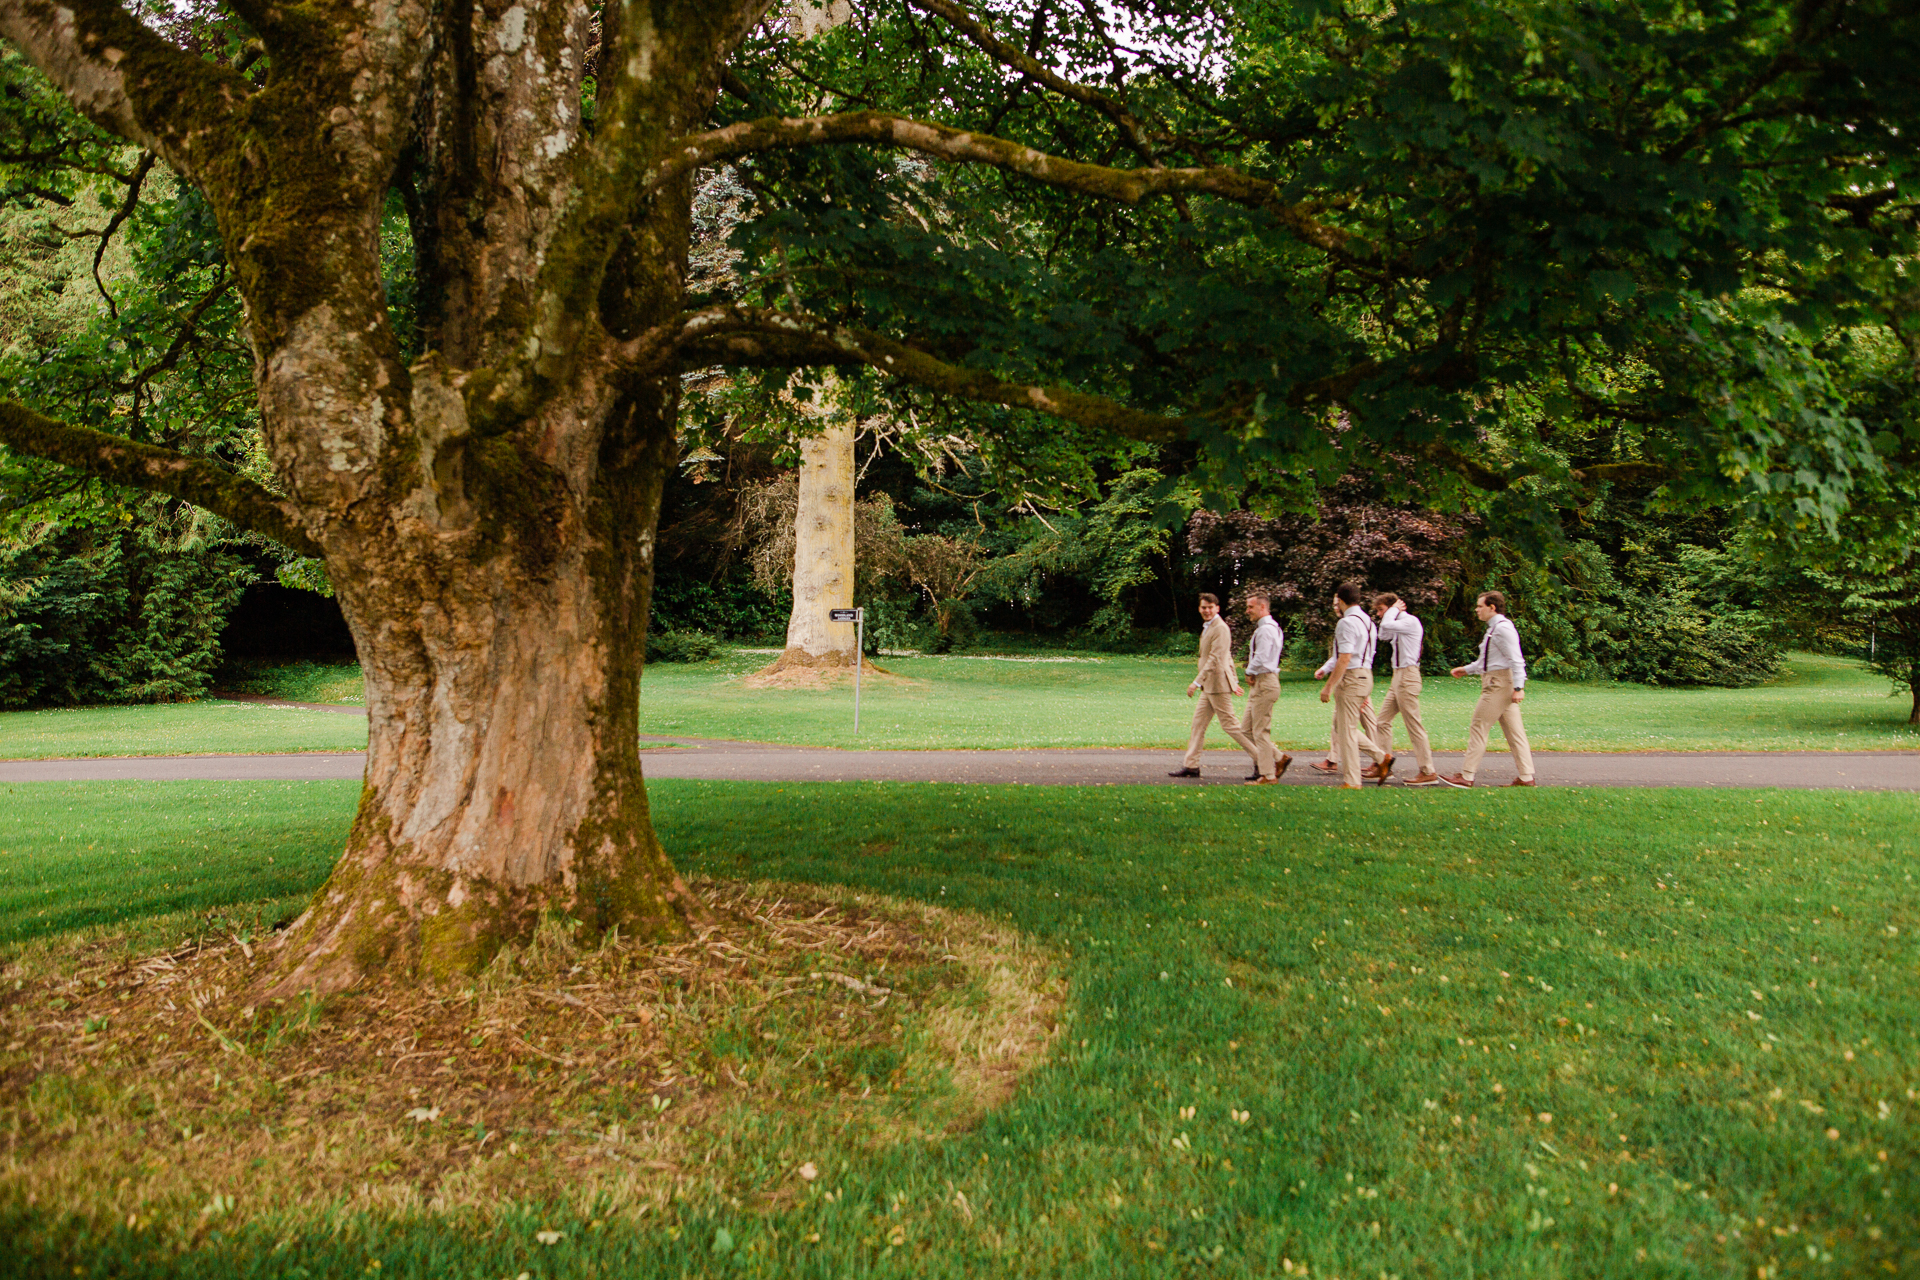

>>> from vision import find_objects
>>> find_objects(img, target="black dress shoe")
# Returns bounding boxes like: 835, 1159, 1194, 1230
1167, 767, 1201, 778
1245, 772, 1261, 781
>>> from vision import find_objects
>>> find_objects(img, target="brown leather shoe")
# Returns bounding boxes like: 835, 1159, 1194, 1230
1364, 753, 1395, 782
1167, 767, 1201, 778
1275, 754, 1293, 778
1247, 775, 1280, 784
1339, 783, 1364, 790
1508, 777, 1538, 787
1407, 770, 1444, 787
1309, 759, 1340, 775
1438, 773, 1473, 789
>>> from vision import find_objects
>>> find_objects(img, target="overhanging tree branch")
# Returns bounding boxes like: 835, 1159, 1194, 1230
676, 305, 1193, 442
654, 112, 1355, 257
0, 401, 322, 555
0, 0, 241, 173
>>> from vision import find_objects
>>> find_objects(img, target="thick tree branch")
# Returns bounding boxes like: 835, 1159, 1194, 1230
655, 112, 1354, 257
0, 401, 321, 555
0, 0, 240, 173
676, 306, 1193, 442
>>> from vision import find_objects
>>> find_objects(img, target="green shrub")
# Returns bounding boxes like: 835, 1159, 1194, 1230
0, 519, 255, 707
1472, 537, 1781, 688
645, 629, 726, 664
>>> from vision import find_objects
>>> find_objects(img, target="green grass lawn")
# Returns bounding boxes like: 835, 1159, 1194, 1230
0, 780, 358, 944
217, 658, 368, 705
3, 780, 1915, 1277
2, 651, 1908, 760
636, 648, 1915, 752
0, 701, 369, 760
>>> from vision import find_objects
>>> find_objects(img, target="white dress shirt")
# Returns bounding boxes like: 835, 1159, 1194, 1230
1464, 614, 1527, 688
1245, 615, 1283, 676
1377, 604, 1423, 669
1332, 605, 1376, 668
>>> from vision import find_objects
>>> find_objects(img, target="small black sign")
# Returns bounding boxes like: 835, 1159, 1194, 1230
828, 608, 859, 622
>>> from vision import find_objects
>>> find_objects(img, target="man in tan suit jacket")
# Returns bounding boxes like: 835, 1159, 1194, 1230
1170, 594, 1260, 777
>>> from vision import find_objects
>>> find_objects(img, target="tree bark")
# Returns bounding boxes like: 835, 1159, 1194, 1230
771, 412, 859, 670
271, 372, 705, 993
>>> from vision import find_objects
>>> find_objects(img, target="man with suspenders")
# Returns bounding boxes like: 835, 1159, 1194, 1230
1318, 583, 1377, 790
1442, 591, 1538, 788
1368, 593, 1441, 785
1241, 592, 1290, 783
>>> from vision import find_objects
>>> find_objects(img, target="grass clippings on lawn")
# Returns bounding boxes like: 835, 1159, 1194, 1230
0, 879, 1062, 1254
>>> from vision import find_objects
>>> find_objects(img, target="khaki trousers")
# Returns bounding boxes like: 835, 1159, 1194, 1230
1184, 689, 1259, 768
1462, 669, 1534, 781
1371, 666, 1434, 773
1326, 701, 1378, 764
1331, 670, 1375, 787
1243, 673, 1282, 777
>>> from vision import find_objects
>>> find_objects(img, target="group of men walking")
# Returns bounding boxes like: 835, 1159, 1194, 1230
1169, 584, 1537, 789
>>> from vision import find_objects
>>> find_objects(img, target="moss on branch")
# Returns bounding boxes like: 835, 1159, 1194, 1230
656, 112, 1354, 257
678, 308, 1193, 443
0, 400, 322, 555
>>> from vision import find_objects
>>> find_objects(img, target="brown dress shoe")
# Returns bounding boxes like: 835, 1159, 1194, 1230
1508, 777, 1538, 787
1275, 753, 1293, 777
1309, 759, 1340, 774
1339, 783, 1364, 790
1438, 773, 1473, 789
1407, 770, 1444, 787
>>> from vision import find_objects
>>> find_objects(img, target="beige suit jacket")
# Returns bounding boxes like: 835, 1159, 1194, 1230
1194, 618, 1237, 692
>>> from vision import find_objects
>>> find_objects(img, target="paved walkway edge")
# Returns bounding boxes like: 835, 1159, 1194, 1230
3, 747, 1914, 790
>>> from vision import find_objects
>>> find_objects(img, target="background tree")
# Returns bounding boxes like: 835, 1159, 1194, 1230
1, 0, 1915, 991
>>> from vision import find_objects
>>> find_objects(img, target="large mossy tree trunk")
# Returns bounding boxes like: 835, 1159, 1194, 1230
0, 0, 781, 992
273, 382, 702, 993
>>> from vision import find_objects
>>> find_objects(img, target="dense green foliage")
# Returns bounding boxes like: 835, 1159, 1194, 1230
0, 48, 281, 700
0, 509, 253, 707
718, 2, 1918, 534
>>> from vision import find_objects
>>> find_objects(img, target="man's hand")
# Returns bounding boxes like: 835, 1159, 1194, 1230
1449, 666, 1468, 678
1188, 683, 1199, 698
1319, 688, 1331, 704
1512, 689, 1525, 704
1231, 686, 1243, 697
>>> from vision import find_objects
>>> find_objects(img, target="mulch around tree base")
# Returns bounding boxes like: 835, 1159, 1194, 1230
0, 881, 1064, 1241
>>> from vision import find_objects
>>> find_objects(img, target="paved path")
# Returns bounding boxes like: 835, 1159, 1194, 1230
4, 739, 1914, 790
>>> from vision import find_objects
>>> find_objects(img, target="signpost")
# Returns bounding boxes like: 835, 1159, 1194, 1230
829, 607, 863, 732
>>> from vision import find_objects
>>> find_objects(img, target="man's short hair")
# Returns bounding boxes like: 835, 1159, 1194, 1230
1478, 590, 1507, 614
1246, 592, 1270, 606
1335, 583, 1364, 606
1372, 592, 1399, 609
1197, 592, 1219, 607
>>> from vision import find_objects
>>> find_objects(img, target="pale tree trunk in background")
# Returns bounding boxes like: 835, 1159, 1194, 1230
790, 0, 853, 37
761, 0, 861, 675
775, 413, 859, 668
